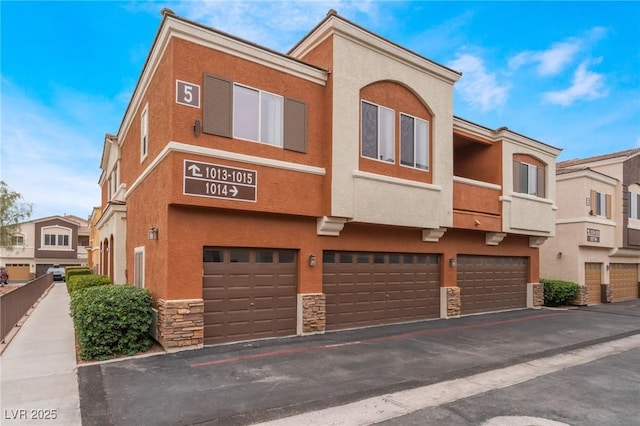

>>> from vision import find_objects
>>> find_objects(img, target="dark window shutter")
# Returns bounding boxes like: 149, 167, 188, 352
400, 115, 414, 166
203, 74, 232, 137
361, 102, 378, 159
513, 160, 521, 193
606, 194, 612, 219
537, 166, 545, 198
283, 98, 307, 153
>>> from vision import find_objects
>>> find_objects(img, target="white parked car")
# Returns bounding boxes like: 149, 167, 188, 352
47, 264, 65, 281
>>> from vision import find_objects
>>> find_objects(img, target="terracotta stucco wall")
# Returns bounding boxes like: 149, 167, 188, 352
152, 209, 540, 303
169, 38, 327, 169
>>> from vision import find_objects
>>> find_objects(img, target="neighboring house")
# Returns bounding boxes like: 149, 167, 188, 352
541, 148, 640, 304
98, 9, 560, 350
87, 207, 102, 274
0, 215, 89, 281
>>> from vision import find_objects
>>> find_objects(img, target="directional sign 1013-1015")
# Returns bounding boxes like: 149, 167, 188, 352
183, 160, 257, 202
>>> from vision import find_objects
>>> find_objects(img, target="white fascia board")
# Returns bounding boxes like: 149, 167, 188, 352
116, 17, 328, 151
170, 19, 328, 85
556, 170, 618, 186
291, 16, 461, 85
499, 130, 562, 158
452, 118, 496, 141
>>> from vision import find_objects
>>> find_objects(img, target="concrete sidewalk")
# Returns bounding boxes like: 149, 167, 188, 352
0, 282, 81, 425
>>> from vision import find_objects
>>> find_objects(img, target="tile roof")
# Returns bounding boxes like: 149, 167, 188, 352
557, 147, 640, 168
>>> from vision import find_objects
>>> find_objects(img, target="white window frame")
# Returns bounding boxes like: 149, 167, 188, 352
233, 83, 284, 148
141, 103, 149, 162
517, 162, 538, 196
526, 163, 538, 196
360, 100, 395, 164
41, 226, 72, 251
400, 112, 429, 171
10, 234, 25, 246
134, 246, 145, 289
630, 191, 639, 220
595, 191, 607, 217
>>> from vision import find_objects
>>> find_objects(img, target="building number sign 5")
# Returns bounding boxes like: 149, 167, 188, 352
183, 160, 257, 202
176, 80, 200, 108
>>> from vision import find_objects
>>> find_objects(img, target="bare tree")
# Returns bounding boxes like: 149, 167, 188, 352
0, 181, 33, 250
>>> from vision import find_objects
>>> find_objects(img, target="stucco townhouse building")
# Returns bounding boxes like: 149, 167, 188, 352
0, 215, 89, 281
540, 148, 640, 304
97, 9, 561, 350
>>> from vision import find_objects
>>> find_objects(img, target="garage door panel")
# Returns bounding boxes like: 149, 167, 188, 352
610, 264, 639, 302
458, 255, 528, 315
203, 248, 297, 345
324, 251, 440, 330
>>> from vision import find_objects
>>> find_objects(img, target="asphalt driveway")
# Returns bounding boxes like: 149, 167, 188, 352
78, 300, 640, 426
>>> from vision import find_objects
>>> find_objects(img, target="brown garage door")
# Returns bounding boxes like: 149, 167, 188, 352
585, 263, 602, 305
457, 255, 527, 315
610, 263, 639, 302
203, 248, 297, 345
323, 251, 440, 331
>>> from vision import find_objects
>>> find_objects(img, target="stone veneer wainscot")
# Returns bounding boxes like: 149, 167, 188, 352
157, 299, 204, 349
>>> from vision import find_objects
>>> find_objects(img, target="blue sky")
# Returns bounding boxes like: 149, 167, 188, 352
1, 1, 639, 220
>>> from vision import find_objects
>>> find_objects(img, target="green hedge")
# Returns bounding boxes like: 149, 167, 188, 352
70, 284, 153, 360
67, 274, 111, 294
66, 267, 91, 284
541, 278, 580, 306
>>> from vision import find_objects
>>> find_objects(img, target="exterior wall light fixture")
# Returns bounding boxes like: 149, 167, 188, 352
148, 227, 159, 241
449, 257, 457, 268
309, 254, 317, 267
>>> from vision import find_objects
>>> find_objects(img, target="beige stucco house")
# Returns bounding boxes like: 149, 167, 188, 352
0, 215, 90, 281
540, 148, 640, 304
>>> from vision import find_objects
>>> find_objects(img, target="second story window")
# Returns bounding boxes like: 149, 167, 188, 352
630, 191, 640, 220
10, 234, 24, 246
141, 104, 149, 161
42, 227, 72, 250
202, 74, 307, 153
361, 101, 395, 163
400, 113, 429, 170
514, 159, 545, 198
590, 190, 611, 219
233, 84, 283, 147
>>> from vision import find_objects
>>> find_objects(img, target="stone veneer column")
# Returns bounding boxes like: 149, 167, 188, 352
532, 283, 544, 307
446, 287, 461, 317
601, 283, 613, 303
157, 299, 204, 349
301, 294, 326, 334
570, 285, 589, 306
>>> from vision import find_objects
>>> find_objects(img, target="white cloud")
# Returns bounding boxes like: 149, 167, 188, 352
0, 78, 107, 219
509, 40, 580, 76
543, 59, 607, 106
508, 27, 606, 77
448, 54, 510, 112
